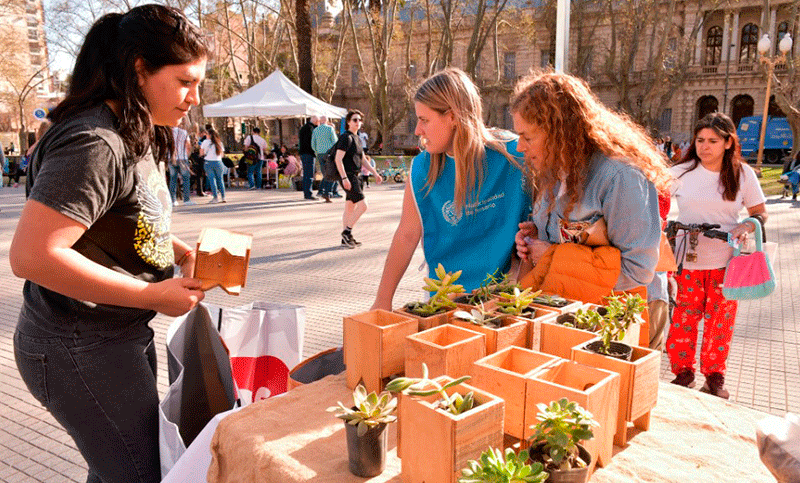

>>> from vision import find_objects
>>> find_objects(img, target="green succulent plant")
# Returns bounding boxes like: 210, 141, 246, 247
529, 398, 598, 471
327, 384, 397, 436
459, 447, 548, 483
453, 303, 502, 328
561, 308, 604, 332
385, 363, 476, 415
495, 287, 542, 316
531, 293, 570, 308
594, 293, 647, 355
468, 270, 520, 305
405, 263, 464, 316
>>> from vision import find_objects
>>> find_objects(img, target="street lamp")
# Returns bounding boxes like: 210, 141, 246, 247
755, 33, 793, 176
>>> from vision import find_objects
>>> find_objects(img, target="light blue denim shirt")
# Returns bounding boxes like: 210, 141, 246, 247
531, 151, 660, 291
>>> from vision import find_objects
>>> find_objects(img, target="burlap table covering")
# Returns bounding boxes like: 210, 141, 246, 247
208, 373, 774, 482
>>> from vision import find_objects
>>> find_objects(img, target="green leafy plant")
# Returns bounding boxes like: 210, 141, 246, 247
560, 307, 604, 332
529, 398, 598, 471
594, 293, 647, 355
404, 263, 464, 316
459, 447, 548, 483
468, 271, 520, 305
385, 363, 476, 415
495, 287, 542, 316
453, 303, 503, 328
531, 293, 570, 308
327, 384, 397, 436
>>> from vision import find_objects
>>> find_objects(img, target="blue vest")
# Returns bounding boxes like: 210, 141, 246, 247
410, 138, 530, 292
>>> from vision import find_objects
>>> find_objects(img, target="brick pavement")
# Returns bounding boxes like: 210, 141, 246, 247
0, 183, 798, 482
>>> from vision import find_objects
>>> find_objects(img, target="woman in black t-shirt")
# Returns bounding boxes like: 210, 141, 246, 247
332, 110, 383, 248
9, 6, 208, 482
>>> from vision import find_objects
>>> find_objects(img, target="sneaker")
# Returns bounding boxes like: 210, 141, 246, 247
221, 199, 226, 203
341, 234, 356, 249
348, 234, 362, 246
208, 197, 218, 204
184, 200, 195, 205
322, 193, 332, 203
700, 372, 729, 399
248, 186, 257, 190
670, 370, 696, 388
173, 200, 179, 207
304, 196, 318, 201
331, 193, 343, 198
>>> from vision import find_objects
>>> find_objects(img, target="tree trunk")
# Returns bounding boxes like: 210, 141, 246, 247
296, 0, 313, 94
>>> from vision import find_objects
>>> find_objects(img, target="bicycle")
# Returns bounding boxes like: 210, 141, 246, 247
380, 160, 408, 183
664, 221, 730, 274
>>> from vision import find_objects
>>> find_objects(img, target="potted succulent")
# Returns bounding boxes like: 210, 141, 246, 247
454, 271, 520, 305
528, 398, 598, 483
494, 287, 541, 317
387, 364, 505, 482
451, 304, 528, 354
459, 447, 548, 483
399, 263, 464, 330
327, 384, 397, 477
582, 293, 647, 361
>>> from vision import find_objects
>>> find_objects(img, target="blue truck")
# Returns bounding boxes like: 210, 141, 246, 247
737, 116, 793, 163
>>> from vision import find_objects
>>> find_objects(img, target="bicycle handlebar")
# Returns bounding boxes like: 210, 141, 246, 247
665, 220, 729, 242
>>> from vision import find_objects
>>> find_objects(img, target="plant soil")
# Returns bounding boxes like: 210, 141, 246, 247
585, 340, 633, 361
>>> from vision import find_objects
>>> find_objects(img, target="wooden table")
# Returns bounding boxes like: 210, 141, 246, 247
206, 373, 775, 482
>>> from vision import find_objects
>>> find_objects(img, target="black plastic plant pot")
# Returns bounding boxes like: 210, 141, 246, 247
530, 442, 592, 483
585, 340, 633, 361
556, 313, 576, 326
344, 419, 388, 477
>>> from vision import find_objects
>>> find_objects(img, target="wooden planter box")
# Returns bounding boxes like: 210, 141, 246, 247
404, 324, 485, 379
450, 315, 528, 354
343, 309, 418, 393
470, 346, 560, 440
538, 319, 597, 360
529, 294, 584, 315
193, 227, 252, 295
570, 341, 660, 446
527, 360, 621, 468
519, 307, 560, 351
399, 376, 504, 483
395, 306, 453, 331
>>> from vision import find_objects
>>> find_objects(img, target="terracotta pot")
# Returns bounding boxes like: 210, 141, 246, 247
344, 419, 388, 477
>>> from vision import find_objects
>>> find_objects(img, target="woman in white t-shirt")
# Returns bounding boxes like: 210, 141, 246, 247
200, 127, 226, 203
667, 112, 767, 399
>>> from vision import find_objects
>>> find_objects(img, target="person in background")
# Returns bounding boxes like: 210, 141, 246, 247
332, 110, 383, 248
372, 68, 529, 309
360, 156, 376, 187
200, 127, 226, 203
244, 126, 267, 190
170, 119, 193, 205
781, 149, 800, 201
312, 114, 339, 202
512, 71, 670, 317
189, 132, 206, 196
9, 6, 207, 482
667, 112, 767, 399
358, 127, 369, 152
0, 140, 6, 189
298, 116, 317, 200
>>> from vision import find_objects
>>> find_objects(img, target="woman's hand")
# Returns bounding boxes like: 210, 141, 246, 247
143, 278, 205, 317
515, 221, 550, 265
342, 177, 352, 191
374, 173, 383, 184
178, 250, 196, 277
729, 220, 755, 245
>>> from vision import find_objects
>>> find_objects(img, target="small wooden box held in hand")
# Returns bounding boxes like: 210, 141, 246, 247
193, 227, 253, 295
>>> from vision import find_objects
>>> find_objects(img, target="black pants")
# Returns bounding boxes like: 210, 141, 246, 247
14, 318, 161, 483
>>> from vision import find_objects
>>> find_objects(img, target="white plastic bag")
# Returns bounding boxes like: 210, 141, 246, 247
207, 301, 304, 405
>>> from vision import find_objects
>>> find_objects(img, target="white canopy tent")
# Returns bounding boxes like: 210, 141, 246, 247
202, 70, 347, 120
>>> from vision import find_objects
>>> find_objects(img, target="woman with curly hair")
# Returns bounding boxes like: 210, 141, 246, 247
666, 113, 767, 398
372, 68, 530, 309
512, 71, 671, 327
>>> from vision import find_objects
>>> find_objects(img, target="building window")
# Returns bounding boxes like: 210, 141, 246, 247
740, 23, 759, 63
502, 104, 512, 130
351, 65, 359, 87
503, 52, 516, 81
777, 21, 790, 56
658, 108, 672, 133
705, 26, 722, 65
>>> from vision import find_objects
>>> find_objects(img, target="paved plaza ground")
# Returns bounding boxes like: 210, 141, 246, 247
1, 182, 799, 482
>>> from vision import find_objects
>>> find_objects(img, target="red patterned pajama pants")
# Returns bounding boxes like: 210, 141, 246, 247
666, 268, 738, 377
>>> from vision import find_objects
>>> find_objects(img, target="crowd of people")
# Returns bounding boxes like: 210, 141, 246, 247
5, 3, 788, 483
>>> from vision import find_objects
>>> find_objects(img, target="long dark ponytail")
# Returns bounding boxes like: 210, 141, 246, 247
48, 4, 209, 165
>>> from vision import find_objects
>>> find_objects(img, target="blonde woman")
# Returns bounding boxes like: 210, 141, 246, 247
512, 71, 671, 307
372, 68, 530, 310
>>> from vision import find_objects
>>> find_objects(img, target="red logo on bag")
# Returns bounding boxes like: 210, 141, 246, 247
230, 356, 290, 403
